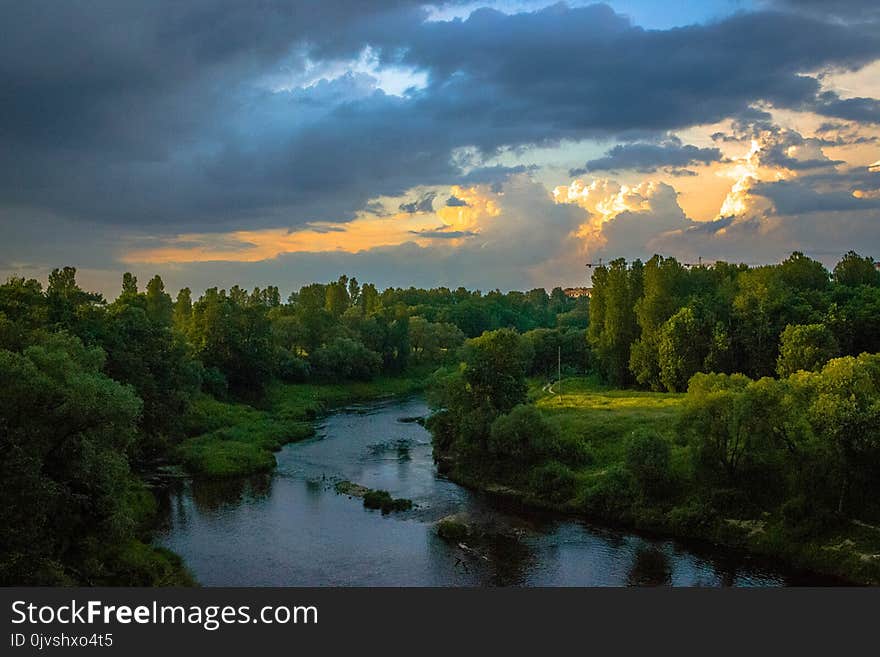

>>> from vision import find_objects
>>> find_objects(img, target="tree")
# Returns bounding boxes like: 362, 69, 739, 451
681, 373, 799, 492
408, 316, 464, 365
189, 288, 274, 395
0, 332, 141, 584
625, 429, 671, 500
121, 272, 138, 298
630, 255, 689, 390
461, 328, 532, 414
833, 251, 879, 287
145, 275, 173, 325
427, 329, 532, 457
173, 287, 192, 333
488, 404, 561, 464
732, 266, 793, 377
778, 251, 830, 293
589, 259, 642, 385
777, 323, 838, 377
310, 337, 381, 381
658, 305, 711, 392
798, 354, 880, 515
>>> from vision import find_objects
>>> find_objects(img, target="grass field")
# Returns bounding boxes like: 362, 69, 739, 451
533, 375, 685, 467
519, 375, 880, 584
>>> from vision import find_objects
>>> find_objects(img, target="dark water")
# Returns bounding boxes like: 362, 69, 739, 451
155, 397, 819, 586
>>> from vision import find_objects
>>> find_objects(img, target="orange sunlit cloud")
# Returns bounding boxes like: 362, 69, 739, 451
122, 186, 499, 264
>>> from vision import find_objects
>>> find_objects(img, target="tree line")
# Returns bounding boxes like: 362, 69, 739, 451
588, 251, 880, 390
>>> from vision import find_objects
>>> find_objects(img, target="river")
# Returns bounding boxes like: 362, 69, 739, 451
155, 396, 825, 586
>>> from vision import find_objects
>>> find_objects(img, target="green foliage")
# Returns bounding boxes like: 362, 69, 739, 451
777, 323, 838, 376
310, 337, 382, 381
408, 316, 464, 365
0, 332, 142, 584
428, 329, 533, 462
523, 327, 589, 377
658, 306, 711, 392
488, 404, 562, 464
588, 258, 642, 386
581, 465, 636, 521
362, 489, 413, 513
187, 286, 274, 396
529, 461, 579, 505
833, 250, 880, 287
462, 328, 532, 413
585, 251, 870, 386
436, 516, 471, 541
625, 429, 672, 500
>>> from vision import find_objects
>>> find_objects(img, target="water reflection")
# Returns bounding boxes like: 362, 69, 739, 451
627, 547, 672, 586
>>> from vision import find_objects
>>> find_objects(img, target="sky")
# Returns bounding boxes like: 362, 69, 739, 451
1, 0, 879, 297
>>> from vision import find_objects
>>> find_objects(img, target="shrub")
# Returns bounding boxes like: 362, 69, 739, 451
667, 501, 718, 538
436, 516, 470, 541
275, 348, 310, 382
582, 465, 635, 521
310, 337, 381, 381
529, 461, 579, 505
201, 365, 228, 399
776, 323, 838, 377
625, 429, 671, 500
488, 404, 561, 463
363, 489, 412, 513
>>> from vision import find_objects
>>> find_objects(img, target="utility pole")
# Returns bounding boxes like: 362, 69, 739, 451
558, 345, 562, 400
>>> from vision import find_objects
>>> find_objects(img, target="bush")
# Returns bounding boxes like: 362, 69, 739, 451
529, 461, 579, 505
780, 495, 838, 538
275, 348, 310, 382
310, 337, 381, 381
625, 429, 671, 500
488, 404, 562, 463
363, 489, 413, 513
436, 516, 470, 541
776, 323, 838, 377
582, 465, 635, 521
201, 365, 228, 399
667, 501, 718, 538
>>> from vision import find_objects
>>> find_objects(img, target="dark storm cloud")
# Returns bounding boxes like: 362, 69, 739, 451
752, 179, 880, 214
459, 165, 539, 192
571, 139, 722, 175
399, 191, 437, 213
408, 228, 477, 238
359, 4, 880, 138
813, 92, 880, 124
2, 1, 880, 240
445, 195, 470, 207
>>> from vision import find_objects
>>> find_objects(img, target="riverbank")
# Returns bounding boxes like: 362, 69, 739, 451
157, 395, 799, 586
175, 372, 429, 477
436, 376, 880, 585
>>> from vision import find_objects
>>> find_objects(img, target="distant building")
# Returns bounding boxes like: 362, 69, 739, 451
564, 287, 592, 298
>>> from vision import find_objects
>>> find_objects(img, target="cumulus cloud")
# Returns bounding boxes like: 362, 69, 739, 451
2, 1, 880, 290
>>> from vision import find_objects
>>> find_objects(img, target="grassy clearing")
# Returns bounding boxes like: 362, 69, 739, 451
176, 372, 427, 477
511, 376, 880, 583
534, 375, 685, 467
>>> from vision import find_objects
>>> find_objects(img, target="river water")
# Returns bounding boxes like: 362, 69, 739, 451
155, 396, 823, 586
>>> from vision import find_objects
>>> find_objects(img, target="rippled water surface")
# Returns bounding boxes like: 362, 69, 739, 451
156, 397, 820, 586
